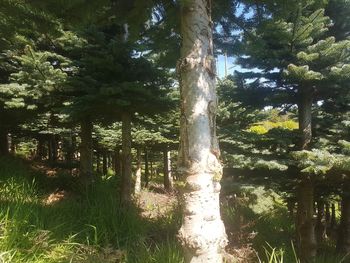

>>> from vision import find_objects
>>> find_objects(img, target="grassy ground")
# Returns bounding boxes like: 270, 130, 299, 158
0, 156, 348, 263
0, 156, 183, 263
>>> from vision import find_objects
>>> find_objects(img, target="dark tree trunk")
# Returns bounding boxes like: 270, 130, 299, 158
96, 152, 101, 173
150, 159, 153, 179
65, 136, 74, 166
120, 112, 132, 204
102, 152, 107, 175
316, 200, 326, 245
331, 203, 336, 229
0, 128, 9, 156
296, 86, 316, 262
287, 199, 295, 218
337, 184, 350, 254
114, 149, 122, 176
36, 137, 45, 160
80, 117, 93, 181
163, 147, 173, 191
296, 178, 317, 262
144, 149, 149, 187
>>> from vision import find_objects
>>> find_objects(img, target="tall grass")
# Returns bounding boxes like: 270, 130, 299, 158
0, 156, 183, 263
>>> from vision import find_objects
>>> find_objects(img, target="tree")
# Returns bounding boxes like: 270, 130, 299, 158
177, 0, 228, 262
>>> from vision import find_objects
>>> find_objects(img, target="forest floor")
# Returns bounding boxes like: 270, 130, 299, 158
0, 156, 345, 263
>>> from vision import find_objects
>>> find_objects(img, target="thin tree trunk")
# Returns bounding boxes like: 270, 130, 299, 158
134, 148, 142, 196
331, 203, 336, 229
325, 203, 331, 225
120, 112, 132, 205
114, 149, 122, 176
36, 137, 45, 160
102, 152, 107, 175
96, 152, 101, 173
287, 199, 295, 218
177, 1, 228, 261
337, 184, 350, 254
150, 158, 154, 179
296, 86, 316, 262
144, 149, 149, 187
163, 147, 173, 191
80, 117, 93, 181
316, 200, 326, 245
0, 128, 9, 155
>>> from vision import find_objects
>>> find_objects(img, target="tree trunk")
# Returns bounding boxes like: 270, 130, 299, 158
163, 148, 173, 191
144, 149, 149, 187
331, 203, 336, 229
316, 200, 326, 245
80, 117, 93, 181
296, 86, 316, 262
96, 152, 101, 173
0, 128, 9, 156
287, 199, 295, 218
298, 86, 313, 150
177, 1, 228, 261
102, 152, 107, 175
134, 148, 142, 196
36, 137, 45, 160
296, 178, 317, 262
337, 184, 350, 254
114, 149, 122, 176
120, 112, 132, 205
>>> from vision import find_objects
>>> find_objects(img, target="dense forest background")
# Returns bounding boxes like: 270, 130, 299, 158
0, 0, 349, 262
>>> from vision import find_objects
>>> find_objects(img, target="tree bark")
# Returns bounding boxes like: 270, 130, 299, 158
163, 148, 173, 191
298, 86, 313, 150
315, 200, 326, 245
337, 184, 350, 254
96, 152, 101, 173
177, 1, 228, 261
144, 149, 149, 187
134, 148, 142, 196
102, 152, 107, 175
296, 86, 316, 262
36, 137, 45, 160
114, 149, 122, 176
0, 127, 9, 156
296, 178, 317, 262
331, 203, 336, 229
80, 117, 93, 181
120, 112, 132, 205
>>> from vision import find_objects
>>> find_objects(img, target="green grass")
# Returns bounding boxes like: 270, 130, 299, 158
0, 156, 184, 263
221, 183, 350, 263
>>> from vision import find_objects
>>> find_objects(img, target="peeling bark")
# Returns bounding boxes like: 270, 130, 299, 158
163, 148, 173, 191
120, 112, 132, 205
80, 117, 93, 181
177, 0, 227, 261
134, 148, 142, 196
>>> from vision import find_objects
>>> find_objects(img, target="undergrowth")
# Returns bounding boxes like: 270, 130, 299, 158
0, 156, 184, 263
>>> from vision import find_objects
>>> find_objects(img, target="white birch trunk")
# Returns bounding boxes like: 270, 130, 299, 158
177, 0, 228, 262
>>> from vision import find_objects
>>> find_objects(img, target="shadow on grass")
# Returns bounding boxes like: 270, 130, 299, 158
0, 156, 184, 263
